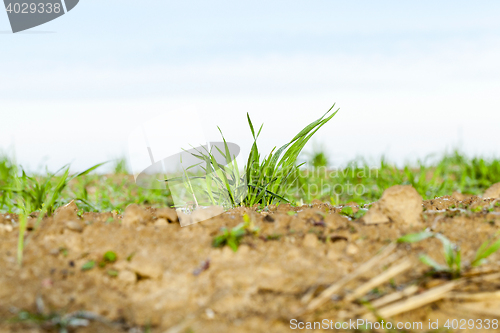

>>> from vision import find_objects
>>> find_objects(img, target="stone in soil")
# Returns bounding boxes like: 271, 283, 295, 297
363, 185, 422, 225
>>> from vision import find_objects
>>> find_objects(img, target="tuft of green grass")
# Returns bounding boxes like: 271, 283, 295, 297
176, 104, 339, 209
2, 161, 107, 265
0, 162, 107, 217
243, 105, 338, 207
212, 224, 246, 251
290, 149, 500, 206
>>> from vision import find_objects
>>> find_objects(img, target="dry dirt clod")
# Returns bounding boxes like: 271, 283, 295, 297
118, 269, 137, 284
362, 185, 422, 225
179, 206, 224, 226
452, 191, 468, 201
54, 200, 79, 224
423, 195, 458, 211
191, 206, 224, 224
484, 182, 500, 199
154, 218, 169, 226
65, 220, 84, 232
127, 255, 163, 279
0, 224, 13, 234
155, 207, 178, 222
122, 204, 151, 226
345, 244, 359, 255
303, 233, 318, 248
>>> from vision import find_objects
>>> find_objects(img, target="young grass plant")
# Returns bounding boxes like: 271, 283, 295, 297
471, 232, 500, 267
398, 232, 461, 278
398, 231, 500, 278
212, 214, 259, 251
176, 104, 339, 209
2, 162, 107, 265
1, 162, 106, 217
244, 105, 338, 207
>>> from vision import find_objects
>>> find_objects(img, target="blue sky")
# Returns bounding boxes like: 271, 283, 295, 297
1, 1, 500, 171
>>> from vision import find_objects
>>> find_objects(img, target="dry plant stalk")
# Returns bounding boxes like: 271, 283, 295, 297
299, 242, 396, 315
370, 284, 419, 308
446, 290, 500, 301
463, 267, 500, 277
350, 285, 419, 317
345, 259, 412, 302
468, 272, 500, 283
363, 280, 462, 321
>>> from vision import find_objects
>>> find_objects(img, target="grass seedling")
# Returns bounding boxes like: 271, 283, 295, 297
471, 232, 500, 267
398, 232, 461, 278
81, 260, 96, 271
212, 224, 246, 251
4, 162, 107, 265
398, 231, 500, 278
340, 206, 367, 219
212, 214, 259, 251
1, 162, 107, 218
243, 105, 338, 207
176, 105, 339, 209
103, 251, 117, 263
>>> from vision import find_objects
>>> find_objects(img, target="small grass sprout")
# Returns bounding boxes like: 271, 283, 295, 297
107, 269, 119, 277
340, 206, 367, 219
399, 230, 500, 278
398, 231, 461, 278
103, 251, 117, 263
471, 232, 500, 267
212, 213, 259, 251
81, 260, 96, 271
212, 224, 246, 252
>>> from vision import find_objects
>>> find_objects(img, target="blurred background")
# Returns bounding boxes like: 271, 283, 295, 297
1, 0, 500, 172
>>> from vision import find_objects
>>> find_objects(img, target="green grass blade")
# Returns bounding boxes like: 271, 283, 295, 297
397, 232, 435, 243
17, 213, 27, 266
419, 254, 447, 272
472, 238, 500, 267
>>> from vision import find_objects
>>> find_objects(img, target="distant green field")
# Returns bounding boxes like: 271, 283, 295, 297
1, 150, 499, 215
293, 150, 500, 205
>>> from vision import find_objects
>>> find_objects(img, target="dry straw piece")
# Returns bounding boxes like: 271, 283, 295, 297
446, 291, 500, 301
369, 284, 419, 309
345, 259, 412, 302
299, 242, 396, 315
363, 280, 462, 321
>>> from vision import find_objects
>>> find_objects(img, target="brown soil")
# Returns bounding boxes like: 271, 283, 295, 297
1, 195, 500, 332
